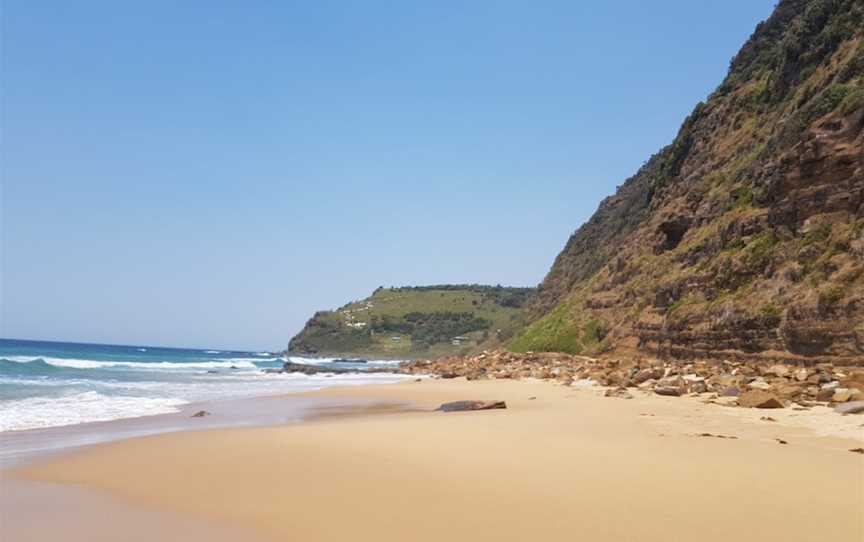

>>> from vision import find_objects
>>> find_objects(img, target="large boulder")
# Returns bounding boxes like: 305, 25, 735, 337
738, 390, 785, 409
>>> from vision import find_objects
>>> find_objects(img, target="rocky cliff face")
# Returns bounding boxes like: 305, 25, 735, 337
513, 0, 864, 364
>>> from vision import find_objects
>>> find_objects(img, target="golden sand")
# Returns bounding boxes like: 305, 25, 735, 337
12, 378, 864, 541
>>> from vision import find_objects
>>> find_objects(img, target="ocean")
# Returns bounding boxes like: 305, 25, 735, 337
0, 338, 408, 433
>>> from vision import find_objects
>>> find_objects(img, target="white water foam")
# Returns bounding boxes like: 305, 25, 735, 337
0, 391, 188, 432
3, 356, 260, 371
286, 356, 403, 367
0, 371, 414, 432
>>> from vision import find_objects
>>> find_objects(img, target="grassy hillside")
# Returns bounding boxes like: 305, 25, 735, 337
289, 285, 534, 359
512, 0, 864, 363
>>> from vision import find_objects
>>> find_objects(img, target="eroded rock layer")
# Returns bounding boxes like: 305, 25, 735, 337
513, 0, 864, 363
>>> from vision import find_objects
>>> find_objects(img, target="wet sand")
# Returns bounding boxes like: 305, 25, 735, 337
6, 378, 864, 541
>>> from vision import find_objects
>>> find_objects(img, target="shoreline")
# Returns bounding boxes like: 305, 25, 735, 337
5, 377, 863, 541
0, 387, 416, 469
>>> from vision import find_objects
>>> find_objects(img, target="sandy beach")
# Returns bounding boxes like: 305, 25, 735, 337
5, 378, 864, 541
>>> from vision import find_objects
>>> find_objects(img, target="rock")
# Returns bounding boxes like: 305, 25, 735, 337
654, 386, 682, 397
191, 410, 210, 418
748, 379, 772, 391
775, 383, 804, 400
831, 388, 854, 403
688, 380, 708, 394
760, 416, 777, 422
765, 364, 790, 378
816, 388, 835, 401
634, 368, 664, 384
850, 448, 864, 454
794, 368, 809, 382
332, 358, 367, 364
834, 401, 864, 415
775, 438, 788, 445
722, 386, 741, 397
280, 362, 356, 375
605, 387, 633, 399
436, 400, 507, 412
738, 390, 784, 409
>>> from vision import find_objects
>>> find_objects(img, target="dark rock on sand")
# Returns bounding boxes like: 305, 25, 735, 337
738, 390, 784, 409
834, 401, 864, 415
722, 386, 741, 397
191, 410, 210, 418
436, 400, 507, 412
280, 362, 355, 375
654, 386, 682, 397
694, 433, 738, 439
332, 358, 367, 364
605, 387, 633, 399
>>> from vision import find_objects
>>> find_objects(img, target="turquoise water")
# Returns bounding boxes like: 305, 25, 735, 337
0, 338, 405, 432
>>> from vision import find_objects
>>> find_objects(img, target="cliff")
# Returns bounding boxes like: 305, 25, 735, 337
512, 0, 864, 363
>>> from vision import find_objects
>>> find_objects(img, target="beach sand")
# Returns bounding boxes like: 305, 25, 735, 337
6, 378, 864, 541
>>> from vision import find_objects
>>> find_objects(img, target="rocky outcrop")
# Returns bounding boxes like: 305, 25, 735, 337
513, 0, 864, 364
270, 361, 374, 375
400, 349, 864, 409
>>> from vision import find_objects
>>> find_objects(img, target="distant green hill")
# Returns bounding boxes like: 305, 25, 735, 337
288, 285, 534, 359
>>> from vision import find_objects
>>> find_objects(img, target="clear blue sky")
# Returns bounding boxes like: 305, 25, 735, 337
1, 1, 777, 350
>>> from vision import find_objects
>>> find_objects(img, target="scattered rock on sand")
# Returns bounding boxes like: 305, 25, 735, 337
834, 401, 864, 415
654, 385, 682, 397
831, 388, 855, 403
605, 387, 633, 399
760, 416, 777, 422
738, 390, 784, 409
748, 379, 772, 391
849, 448, 864, 454
816, 388, 835, 401
191, 410, 210, 418
694, 433, 738, 439
775, 438, 788, 445
722, 386, 741, 397
436, 400, 506, 412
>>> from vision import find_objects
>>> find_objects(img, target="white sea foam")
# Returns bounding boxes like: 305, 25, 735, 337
3, 356, 259, 371
286, 356, 403, 367
203, 350, 222, 354
0, 391, 188, 432
0, 370, 415, 432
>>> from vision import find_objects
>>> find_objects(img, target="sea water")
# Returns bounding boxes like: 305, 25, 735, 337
0, 338, 407, 433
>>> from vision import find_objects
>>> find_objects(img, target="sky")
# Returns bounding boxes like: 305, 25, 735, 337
1, 1, 778, 350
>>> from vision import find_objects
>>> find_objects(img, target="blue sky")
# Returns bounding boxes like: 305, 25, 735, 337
1, 1, 777, 350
